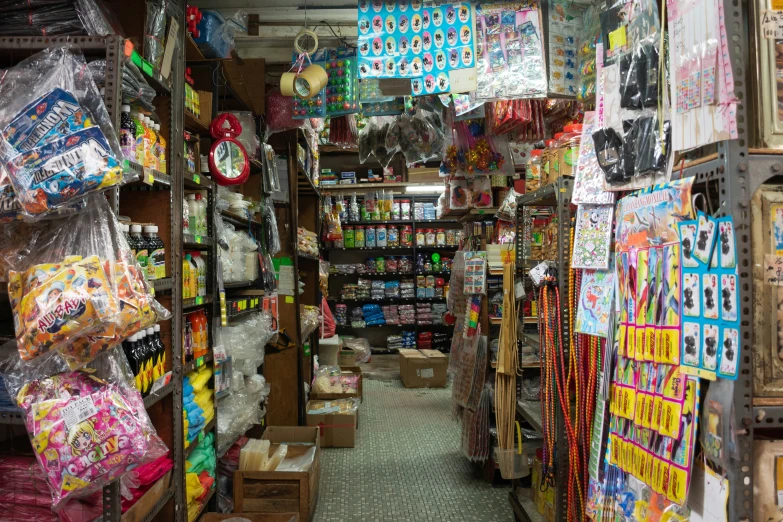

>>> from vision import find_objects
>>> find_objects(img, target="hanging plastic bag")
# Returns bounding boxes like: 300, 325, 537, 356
259, 197, 281, 255
1, 195, 169, 367
0, 47, 129, 219
0, 343, 168, 510
495, 188, 520, 222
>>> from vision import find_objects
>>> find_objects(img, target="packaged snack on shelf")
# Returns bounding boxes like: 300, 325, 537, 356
1, 196, 169, 367
0, 48, 129, 219
0, 343, 168, 509
471, 177, 493, 208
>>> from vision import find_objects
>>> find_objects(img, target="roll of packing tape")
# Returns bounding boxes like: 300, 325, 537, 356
296, 64, 328, 99
280, 71, 297, 96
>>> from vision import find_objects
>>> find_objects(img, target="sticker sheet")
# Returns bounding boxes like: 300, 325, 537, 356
572, 204, 614, 269
576, 268, 615, 337
463, 251, 487, 295
357, 0, 475, 96
547, 0, 583, 96
572, 112, 616, 205
678, 216, 740, 380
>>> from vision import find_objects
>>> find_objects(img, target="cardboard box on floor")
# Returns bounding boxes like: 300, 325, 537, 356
310, 366, 363, 402
233, 427, 320, 522
398, 349, 448, 388
306, 400, 357, 448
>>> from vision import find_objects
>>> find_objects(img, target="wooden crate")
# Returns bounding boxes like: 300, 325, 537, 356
234, 427, 320, 522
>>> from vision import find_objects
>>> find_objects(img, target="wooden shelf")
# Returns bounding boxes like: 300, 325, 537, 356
184, 109, 209, 134
321, 181, 444, 192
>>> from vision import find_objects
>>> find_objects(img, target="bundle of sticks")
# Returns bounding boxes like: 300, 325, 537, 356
495, 260, 519, 478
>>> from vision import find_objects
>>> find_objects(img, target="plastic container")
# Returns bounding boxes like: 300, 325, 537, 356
144, 225, 165, 280
366, 225, 376, 247
195, 193, 207, 235
425, 229, 436, 246
436, 229, 446, 246
188, 194, 199, 234
130, 224, 149, 273
527, 149, 543, 191
446, 229, 457, 246
388, 226, 399, 247
496, 447, 530, 480
183, 254, 193, 299
416, 229, 426, 246
376, 225, 388, 247
541, 139, 554, 185
376, 257, 385, 273
355, 226, 365, 248
559, 123, 582, 177
120, 104, 136, 161
344, 226, 355, 248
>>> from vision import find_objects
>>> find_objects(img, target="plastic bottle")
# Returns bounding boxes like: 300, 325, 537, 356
123, 334, 140, 391
137, 330, 149, 394
183, 196, 190, 235
120, 105, 136, 161
195, 193, 207, 236
551, 132, 564, 180
184, 316, 194, 363
145, 118, 157, 169
144, 225, 165, 280
192, 311, 205, 358
153, 323, 165, 381
156, 123, 167, 174
121, 222, 131, 247
145, 327, 156, 389
183, 254, 193, 299
189, 254, 199, 298
192, 252, 206, 296
130, 225, 149, 273
187, 194, 199, 235
133, 112, 146, 164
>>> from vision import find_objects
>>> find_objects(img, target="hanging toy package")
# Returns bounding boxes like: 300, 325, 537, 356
0, 343, 168, 509
470, 177, 493, 208
389, 108, 445, 166
0, 47, 129, 219
0, 195, 170, 368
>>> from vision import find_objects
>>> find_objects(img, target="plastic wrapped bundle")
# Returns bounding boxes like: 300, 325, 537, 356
88, 60, 157, 113
0, 2, 83, 36
120, 453, 174, 512
0, 47, 130, 219
0, 196, 170, 367
0, 345, 168, 509
144, 0, 167, 70
193, 10, 247, 59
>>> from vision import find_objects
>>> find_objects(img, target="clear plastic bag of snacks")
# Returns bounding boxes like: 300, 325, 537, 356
0, 47, 130, 219
0, 195, 170, 367
0, 342, 168, 509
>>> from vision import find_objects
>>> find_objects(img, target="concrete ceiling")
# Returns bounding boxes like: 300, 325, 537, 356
191, 0, 359, 66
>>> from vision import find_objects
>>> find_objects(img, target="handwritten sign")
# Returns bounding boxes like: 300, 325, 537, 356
764, 254, 783, 285
761, 10, 783, 38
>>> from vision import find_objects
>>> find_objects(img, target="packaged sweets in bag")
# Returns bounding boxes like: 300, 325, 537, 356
2, 196, 170, 366
0, 344, 168, 510
0, 47, 131, 218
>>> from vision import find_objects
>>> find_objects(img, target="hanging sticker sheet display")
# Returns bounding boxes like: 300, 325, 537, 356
572, 204, 613, 269
547, 0, 584, 96
615, 178, 694, 252
357, 0, 476, 96
572, 112, 616, 205
576, 268, 615, 337
678, 216, 740, 380
463, 251, 487, 294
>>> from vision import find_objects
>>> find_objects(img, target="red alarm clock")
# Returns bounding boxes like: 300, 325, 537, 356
208, 113, 250, 186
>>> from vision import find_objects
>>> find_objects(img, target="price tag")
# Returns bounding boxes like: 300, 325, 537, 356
123, 39, 134, 57
142, 167, 154, 185
150, 372, 172, 394
194, 235, 202, 244
195, 296, 203, 305
192, 174, 201, 185
213, 344, 227, 362
196, 356, 204, 367
762, 10, 783, 37
478, 210, 485, 215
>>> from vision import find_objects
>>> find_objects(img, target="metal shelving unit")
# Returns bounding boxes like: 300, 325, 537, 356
512, 177, 573, 522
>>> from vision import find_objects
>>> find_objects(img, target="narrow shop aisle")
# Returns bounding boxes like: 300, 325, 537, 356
313, 376, 512, 522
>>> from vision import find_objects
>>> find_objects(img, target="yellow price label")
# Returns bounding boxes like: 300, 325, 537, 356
143, 167, 155, 185
192, 174, 200, 184
194, 235, 202, 244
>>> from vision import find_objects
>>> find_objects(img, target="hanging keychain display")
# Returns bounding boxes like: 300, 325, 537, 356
208, 113, 250, 186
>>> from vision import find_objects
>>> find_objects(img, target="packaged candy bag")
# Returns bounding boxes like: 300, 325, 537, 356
0, 344, 168, 509
0, 47, 131, 219
2, 196, 170, 367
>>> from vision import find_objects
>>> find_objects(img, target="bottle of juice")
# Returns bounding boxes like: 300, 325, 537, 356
134, 113, 146, 164
120, 105, 136, 161
123, 334, 140, 391
145, 327, 156, 389
183, 196, 190, 235
130, 225, 149, 273
153, 323, 165, 379
195, 193, 207, 236
184, 316, 194, 362
136, 330, 149, 394
189, 254, 199, 298
144, 118, 157, 169
183, 254, 193, 299
191, 312, 204, 358
121, 222, 131, 246
144, 225, 165, 280
156, 123, 167, 174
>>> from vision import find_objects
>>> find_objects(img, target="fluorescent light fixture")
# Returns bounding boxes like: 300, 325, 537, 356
405, 184, 444, 193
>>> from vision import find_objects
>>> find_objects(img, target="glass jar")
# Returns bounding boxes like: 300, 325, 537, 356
416, 229, 426, 246
436, 228, 446, 246
425, 229, 436, 246
559, 123, 582, 177
446, 228, 457, 246
344, 226, 355, 248
376, 257, 385, 273
355, 226, 365, 248
366, 226, 376, 247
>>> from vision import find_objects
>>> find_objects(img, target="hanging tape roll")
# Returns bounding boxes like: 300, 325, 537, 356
296, 64, 328, 99
280, 72, 297, 97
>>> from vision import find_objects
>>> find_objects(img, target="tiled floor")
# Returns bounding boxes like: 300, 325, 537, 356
313, 378, 512, 522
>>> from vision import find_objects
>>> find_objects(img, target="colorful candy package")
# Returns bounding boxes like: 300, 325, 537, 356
0, 345, 168, 509
0, 47, 131, 219
1, 196, 170, 367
